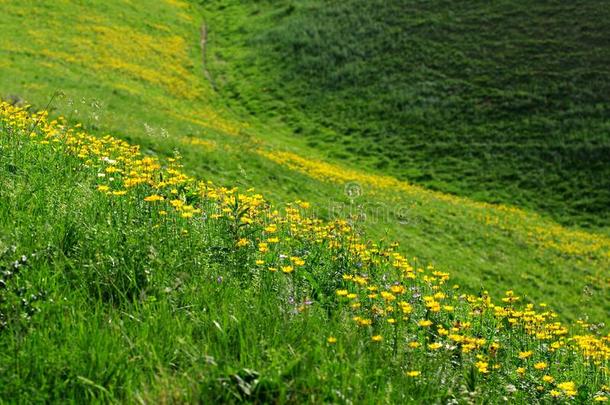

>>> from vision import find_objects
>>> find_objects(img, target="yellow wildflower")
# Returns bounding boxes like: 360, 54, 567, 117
475, 361, 489, 374
557, 381, 577, 396
264, 224, 277, 233
336, 289, 348, 297
380, 291, 396, 302
542, 375, 554, 383
518, 351, 533, 359
534, 362, 547, 370
144, 194, 164, 202
290, 256, 305, 266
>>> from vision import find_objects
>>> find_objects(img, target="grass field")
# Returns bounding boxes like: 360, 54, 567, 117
203, 0, 610, 229
2, 101, 609, 403
0, 0, 608, 402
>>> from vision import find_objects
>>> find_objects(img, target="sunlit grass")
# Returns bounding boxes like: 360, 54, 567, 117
1, 100, 609, 403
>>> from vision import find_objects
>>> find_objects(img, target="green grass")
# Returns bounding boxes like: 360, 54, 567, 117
0, 0, 608, 325
202, 0, 610, 229
1, 103, 608, 403
0, 1, 609, 401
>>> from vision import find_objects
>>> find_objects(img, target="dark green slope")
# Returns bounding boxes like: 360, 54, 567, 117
204, 0, 610, 229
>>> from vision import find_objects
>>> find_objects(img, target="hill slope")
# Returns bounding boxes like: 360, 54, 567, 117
0, 0, 609, 401
0, 0, 608, 325
1, 101, 609, 403
202, 0, 610, 229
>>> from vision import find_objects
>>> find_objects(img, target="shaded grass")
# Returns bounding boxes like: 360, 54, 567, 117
203, 0, 610, 229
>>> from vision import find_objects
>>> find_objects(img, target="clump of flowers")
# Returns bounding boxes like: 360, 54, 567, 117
1, 100, 609, 402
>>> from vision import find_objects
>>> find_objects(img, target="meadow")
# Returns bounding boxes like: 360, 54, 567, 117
1, 100, 608, 403
0, 0, 608, 403
203, 0, 610, 229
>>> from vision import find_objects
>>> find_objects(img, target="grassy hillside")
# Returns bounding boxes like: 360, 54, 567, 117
0, 0, 609, 401
1, 0, 609, 325
202, 0, 610, 229
1, 101, 609, 403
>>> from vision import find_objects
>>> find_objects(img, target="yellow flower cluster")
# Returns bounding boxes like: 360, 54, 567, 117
258, 149, 610, 261
1, 101, 609, 400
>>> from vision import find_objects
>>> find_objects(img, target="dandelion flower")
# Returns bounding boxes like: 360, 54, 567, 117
534, 362, 547, 370
144, 194, 164, 202
336, 289, 348, 297
475, 361, 489, 374
557, 381, 577, 396
518, 351, 533, 359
